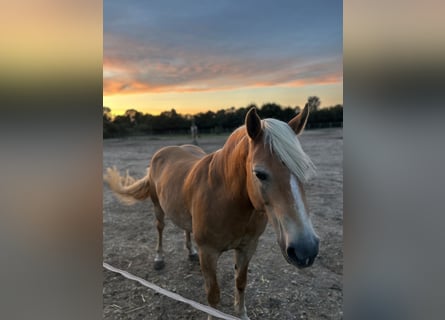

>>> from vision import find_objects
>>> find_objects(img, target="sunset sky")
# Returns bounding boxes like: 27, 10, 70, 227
104, 0, 342, 116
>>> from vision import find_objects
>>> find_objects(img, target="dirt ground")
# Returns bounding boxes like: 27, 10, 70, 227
103, 128, 343, 320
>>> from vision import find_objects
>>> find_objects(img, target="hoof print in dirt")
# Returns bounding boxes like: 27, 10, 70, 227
154, 260, 165, 270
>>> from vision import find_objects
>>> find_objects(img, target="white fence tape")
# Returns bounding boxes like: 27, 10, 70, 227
103, 262, 241, 320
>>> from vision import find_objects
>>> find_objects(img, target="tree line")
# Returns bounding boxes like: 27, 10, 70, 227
103, 98, 342, 138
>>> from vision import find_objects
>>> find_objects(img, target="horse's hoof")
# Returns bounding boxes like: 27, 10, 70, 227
188, 253, 199, 262
154, 260, 165, 270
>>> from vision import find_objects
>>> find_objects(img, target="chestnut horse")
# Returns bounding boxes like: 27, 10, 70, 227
104, 104, 319, 319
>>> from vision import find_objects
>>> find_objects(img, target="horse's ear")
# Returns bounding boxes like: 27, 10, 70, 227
245, 107, 262, 140
288, 103, 309, 135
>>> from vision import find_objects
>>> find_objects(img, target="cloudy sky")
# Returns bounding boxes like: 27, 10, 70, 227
104, 0, 342, 115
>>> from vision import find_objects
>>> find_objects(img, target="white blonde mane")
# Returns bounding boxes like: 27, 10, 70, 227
262, 118, 316, 183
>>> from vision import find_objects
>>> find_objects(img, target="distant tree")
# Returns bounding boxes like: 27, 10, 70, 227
152, 108, 189, 134
103, 106, 112, 121
102, 101, 342, 138
124, 109, 140, 123
282, 106, 299, 122
138, 113, 155, 134
214, 109, 226, 132
306, 104, 343, 128
103, 106, 117, 138
222, 107, 241, 130
235, 107, 249, 124
259, 103, 282, 119
195, 111, 216, 132
307, 96, 321, 112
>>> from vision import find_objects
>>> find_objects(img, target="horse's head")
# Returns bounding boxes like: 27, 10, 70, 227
245, 105, 319, 268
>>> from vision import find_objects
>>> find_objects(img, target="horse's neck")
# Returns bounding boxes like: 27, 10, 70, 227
210, 128, 250, 195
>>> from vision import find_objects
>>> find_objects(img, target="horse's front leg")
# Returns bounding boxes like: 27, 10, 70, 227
234, 241, 258, 320
198, 248, 221, 320
184, 231, 198, 261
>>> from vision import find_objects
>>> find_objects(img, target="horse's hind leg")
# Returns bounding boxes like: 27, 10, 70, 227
153, 205, 165, 270
233, 241, 258, 320
184, 231, 198, 261
198, 248, 221, 320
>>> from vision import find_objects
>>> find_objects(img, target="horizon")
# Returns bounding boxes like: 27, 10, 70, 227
104, 100, 343, 118
104, 0, 343, 116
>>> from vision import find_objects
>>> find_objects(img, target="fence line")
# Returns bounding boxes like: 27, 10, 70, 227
103, 262, 241, 320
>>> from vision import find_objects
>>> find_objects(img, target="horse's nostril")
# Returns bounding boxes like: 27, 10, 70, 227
286, 246, 298, 262
285, 238, 319, 268
286, 246, 307, 267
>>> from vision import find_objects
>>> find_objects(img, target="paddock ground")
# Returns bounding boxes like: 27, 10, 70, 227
103, 128, 343, 319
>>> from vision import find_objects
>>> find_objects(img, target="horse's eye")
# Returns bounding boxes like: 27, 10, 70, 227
254, 171, 268, 181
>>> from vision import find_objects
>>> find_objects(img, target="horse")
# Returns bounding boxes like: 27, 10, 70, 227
104, 104, 319, 319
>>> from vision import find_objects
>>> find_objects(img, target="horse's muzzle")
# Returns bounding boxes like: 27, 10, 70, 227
286, 236, 319, 268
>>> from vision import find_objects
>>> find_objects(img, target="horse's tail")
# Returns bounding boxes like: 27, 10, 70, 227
104, 166, 151, 205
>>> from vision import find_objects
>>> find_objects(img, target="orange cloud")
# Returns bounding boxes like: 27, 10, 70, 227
104, 72, 343, 97
103, 36, 342, 97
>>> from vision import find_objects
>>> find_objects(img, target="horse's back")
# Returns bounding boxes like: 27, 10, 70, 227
179, 144, 207, 157
150, 144, 206, 172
